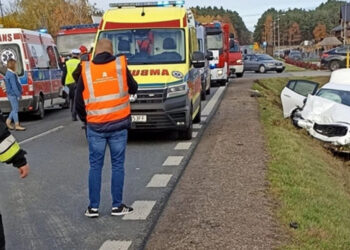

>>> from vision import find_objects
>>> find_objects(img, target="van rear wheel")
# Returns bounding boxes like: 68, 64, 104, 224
193, 102, 201, 124
35, 97, 45, 119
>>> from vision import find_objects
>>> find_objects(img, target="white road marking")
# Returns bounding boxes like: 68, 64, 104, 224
99, 240, 132, 250
175, 142, 192, 150
202, 86, 226, 116
192, 132, 198, 138
146, 174, 172, 187
193, 124, 202, 129
201, 116, 207, 122
19, 126, 64, 145
162, 156, 183, 166
122, 200, 156, 220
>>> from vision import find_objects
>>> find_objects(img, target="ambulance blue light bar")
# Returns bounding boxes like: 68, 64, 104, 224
38, 28, 48, 34
109, 1, 185, 8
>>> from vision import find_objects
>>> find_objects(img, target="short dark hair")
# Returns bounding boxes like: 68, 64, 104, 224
7, 58, 16, 64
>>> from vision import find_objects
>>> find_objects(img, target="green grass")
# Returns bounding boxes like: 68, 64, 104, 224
254, 77, 350, 249
284, 63, 306, 72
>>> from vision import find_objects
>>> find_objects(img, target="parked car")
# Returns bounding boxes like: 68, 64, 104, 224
273, 49, 284, 58
243, 54, 285, 73
287, 50, 302, 61
281, 69, 350, 148
321, 46, 350, 71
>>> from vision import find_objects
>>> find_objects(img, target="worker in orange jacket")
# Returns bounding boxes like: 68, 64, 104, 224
75, 39, 138, 218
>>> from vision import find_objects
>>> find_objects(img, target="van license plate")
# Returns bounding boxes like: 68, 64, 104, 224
132, 115, 147, 123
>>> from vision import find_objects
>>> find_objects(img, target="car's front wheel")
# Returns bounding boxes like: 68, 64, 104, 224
329, 60, 341, 71
236, 72, 244, 78
259, 65, 266, 73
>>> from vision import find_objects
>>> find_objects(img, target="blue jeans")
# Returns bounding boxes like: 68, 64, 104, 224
87, 127, 128, 209
7, 95, 19, 123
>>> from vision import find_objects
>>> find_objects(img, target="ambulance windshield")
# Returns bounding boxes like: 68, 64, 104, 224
98, 29, 185, 65
57, 33, 96, 55
207, 33, 223, 50
0, 44, 24, 76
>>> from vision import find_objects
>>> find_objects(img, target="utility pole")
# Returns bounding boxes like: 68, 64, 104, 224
0, 0, 4, 27
277, 16, 280, 53
273, 20, 276, 53
344, 3, 347, 45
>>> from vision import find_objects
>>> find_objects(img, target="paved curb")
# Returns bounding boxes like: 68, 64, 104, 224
138, 83, 229, 250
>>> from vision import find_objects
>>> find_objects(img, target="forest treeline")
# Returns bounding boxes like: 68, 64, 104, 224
253, 0, 346, 46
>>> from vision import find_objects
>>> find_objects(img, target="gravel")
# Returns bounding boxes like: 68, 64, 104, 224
145, 79, 285, 250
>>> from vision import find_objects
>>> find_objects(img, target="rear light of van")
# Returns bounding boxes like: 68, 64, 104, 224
27, 72, 34, 92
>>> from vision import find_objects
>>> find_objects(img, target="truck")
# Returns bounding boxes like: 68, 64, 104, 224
196, 24, 212, 100
229, 36, 244, 78
96, 1, 204, 140
0, 28, 66, 119
204, 22, 230, 86
56, 24, 98, 58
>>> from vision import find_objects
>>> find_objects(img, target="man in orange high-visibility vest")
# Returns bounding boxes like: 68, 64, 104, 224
75, 39, 138, 218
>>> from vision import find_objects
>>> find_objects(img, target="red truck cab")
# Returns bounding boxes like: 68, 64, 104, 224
56, 24, 98, 58
204, 22, 230, 86
229, 37, 244, 78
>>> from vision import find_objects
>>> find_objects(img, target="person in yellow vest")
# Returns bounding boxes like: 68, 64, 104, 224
0, 112, 29, 250
75, 39, 138, 218
63, 49, 81, 121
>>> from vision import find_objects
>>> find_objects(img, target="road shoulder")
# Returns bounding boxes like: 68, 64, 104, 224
145, 79, 284, 249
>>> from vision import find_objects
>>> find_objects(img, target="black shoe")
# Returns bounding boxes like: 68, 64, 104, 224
85, 207, 99, 218
111, 204, 133, 216
72, 117, 78, 121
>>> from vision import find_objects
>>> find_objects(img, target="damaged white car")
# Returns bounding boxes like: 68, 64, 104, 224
281, 69, 350, 149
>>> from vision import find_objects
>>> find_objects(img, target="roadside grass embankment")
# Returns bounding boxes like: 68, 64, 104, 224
253, 77, 350, 249
284, 63, 306, 72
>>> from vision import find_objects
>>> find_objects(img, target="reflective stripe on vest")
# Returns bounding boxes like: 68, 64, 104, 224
82, 56, 130, 123
0, 135, 16, 154
87, 102, 129, 116
65, 58, 80, 85
84, 57, 127, 105
0, 142, 20, 162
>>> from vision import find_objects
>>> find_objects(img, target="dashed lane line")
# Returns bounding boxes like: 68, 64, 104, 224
162, 156, 183, 166
202, 86, 226, 116
193, 124, 202, 129
192, 132, 198, 138
19, 126, 64, 145
175, 142, 192, 150
146, 174, 173, 188
99, 240, 132, 250
122, 200, 157, 220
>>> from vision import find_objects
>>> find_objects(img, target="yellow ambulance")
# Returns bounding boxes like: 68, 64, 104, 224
96, 1, 204, 139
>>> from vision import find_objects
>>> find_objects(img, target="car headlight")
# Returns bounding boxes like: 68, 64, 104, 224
167, 83, 188, 98
237, 59, 242, 64
217, 69, 223, 76
267, 63, 275, 67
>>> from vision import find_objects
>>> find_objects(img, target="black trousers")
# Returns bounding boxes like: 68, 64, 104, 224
0, 214, 5, 250
68, 83, 77, 119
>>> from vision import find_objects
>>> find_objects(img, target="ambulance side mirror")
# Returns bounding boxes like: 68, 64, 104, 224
206, 51, 214, 61
192, 51, 205, 68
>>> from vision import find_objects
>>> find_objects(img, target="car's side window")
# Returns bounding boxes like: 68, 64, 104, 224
287, 80, 296, 90
287, 80, 318, 97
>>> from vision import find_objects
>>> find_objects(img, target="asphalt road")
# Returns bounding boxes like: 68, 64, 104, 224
0, 84, 226, 250
0, 70, 330, 250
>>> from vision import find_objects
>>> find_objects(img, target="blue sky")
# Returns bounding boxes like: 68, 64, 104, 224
2, 0, 330, 31
92, 0, 329, 31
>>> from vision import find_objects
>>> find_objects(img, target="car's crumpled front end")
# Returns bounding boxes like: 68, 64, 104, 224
293, 95, 350, 146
